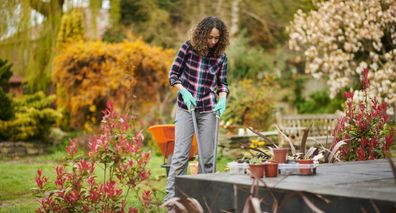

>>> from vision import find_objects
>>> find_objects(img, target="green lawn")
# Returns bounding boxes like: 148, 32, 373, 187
0, 148, 231, 212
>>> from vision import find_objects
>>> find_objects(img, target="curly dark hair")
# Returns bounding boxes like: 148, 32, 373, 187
190, 16, 229, 57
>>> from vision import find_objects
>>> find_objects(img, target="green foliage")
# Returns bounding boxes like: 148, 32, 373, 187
110, 0, 121, 27
0, 89, 14, 121
249, 156, 264, 165
240, 0, 315, 49
223, 79, 276, 130
0, 58, 12, 89
0, 1, 63, 92
0, 59, 14, 120
102, 27, 127, 43
0, 92, 61, 142
228, 32, 292, 82
297, 90, 344, 114
227, 32, 267, 81
120, 0, 179, 47
56, 9, 85, 49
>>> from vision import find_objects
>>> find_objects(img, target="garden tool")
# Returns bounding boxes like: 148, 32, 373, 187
191, 107, 206, 173
191, 107, 220, 174
212, 111, 220, 173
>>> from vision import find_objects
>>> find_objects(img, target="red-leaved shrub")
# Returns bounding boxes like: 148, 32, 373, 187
332, 68, 395, 161
34, 101, 160, 212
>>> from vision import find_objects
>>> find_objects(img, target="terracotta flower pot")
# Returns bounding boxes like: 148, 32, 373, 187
248, 164, 265, 178
264, 161, 278, 177
297, 159, 314, 175
272, 148, 288, 163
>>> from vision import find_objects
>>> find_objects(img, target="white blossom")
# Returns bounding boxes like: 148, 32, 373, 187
288, 0, 396, 105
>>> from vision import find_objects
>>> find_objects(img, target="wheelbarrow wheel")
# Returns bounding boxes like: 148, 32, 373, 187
161, 154, 172, 177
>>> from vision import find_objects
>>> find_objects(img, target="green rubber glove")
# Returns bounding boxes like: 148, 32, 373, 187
179, 88, 197, 111
213, 96, 226, 116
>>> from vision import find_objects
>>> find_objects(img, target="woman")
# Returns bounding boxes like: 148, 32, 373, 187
165, 16, 230, 201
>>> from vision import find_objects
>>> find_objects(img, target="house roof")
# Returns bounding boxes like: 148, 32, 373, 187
8, 74, 24, 84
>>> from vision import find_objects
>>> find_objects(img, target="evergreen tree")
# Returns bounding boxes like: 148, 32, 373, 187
0, 59, 14, 120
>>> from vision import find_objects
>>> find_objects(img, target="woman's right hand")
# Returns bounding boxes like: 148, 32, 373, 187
178, 88, 197, 112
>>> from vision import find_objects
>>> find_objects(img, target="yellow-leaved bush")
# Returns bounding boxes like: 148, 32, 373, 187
53, 39, 174, 130
0, 92, 61, 142
57, 8, 85, 49
223, 79, 277, 131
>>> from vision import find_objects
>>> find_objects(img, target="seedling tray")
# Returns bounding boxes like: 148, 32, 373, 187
227, 162, 249, 175
278, 163, 319, 176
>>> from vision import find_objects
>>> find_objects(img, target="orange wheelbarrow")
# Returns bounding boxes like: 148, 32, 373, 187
147, 124, 198, 176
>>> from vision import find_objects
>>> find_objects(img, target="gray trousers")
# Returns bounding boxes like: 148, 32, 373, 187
164, 107, 216, 201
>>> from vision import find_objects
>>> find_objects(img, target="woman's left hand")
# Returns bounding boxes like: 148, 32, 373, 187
213, 96, 226, 116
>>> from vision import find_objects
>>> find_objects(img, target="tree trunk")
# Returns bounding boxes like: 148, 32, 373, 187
29, 0, 64, 17
230, 0, 241, 39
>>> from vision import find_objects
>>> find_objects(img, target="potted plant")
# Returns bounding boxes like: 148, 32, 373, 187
264, 160, 279, 177
297, 160, 314, 175
295, 145, 325, 175
248, 156, 265, 178
272, 147, 289, 163
189, 156, 199, 175
247, 128, 289, 164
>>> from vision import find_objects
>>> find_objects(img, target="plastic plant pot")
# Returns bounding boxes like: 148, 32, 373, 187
248, 164, 265, 178
297, 159, 314, 175
272, 148, 289, 163
264, 161, 279, 177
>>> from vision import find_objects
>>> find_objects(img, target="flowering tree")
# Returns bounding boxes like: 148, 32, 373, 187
34, 101, 160, 212
332, 69, 394, 161
288, 0, 396, 106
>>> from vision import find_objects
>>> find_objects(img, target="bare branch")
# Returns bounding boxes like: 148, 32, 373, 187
300, 123, 313, 154
29, 0, 50, 16
247, 127, 278, 148
29, 0, 64, 17
274, 124, 296, 155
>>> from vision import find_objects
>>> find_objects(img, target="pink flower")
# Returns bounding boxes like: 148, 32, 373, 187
35, 169, 47, 190
139, 171, 150, 181
89, 189, 100, 203
55, 166, 66, 189
120, 115, 129, 131
102, 181, 123, 199
133, 131, 144, 147
142, 190, 152, 207
77, 159, 90, 175
87, 175, 96, 187
66, 189, 80, 205
357, 146, 365, 161
66, 139, 78, 159
343, 91, 354, 99
141, 152, 151, 163
88, 138, 99, 159
385, 129, 394, 150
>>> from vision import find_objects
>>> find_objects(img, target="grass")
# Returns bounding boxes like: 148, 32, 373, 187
0, 148, 232, 212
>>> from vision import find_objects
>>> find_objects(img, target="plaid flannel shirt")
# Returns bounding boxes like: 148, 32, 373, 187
169, 41, 229, 112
